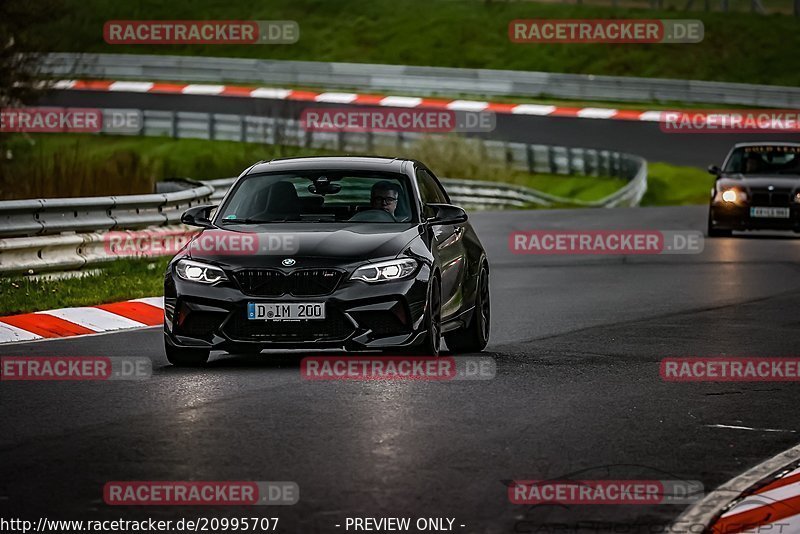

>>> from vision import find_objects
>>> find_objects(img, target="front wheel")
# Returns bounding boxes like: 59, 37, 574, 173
411, 278, 442, 356
445, 263, 490, 353
164, 336, 210, 367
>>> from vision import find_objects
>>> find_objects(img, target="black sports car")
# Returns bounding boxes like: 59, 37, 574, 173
708, 142, 800, 236
163, 156, 490, 366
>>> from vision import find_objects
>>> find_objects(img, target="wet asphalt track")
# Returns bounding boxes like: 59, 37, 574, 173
2, 206, 800, 533
40, 89, 800, 168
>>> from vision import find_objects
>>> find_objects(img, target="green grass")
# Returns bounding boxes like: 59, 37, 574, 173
641, 161, 715, 205
36, 0, 800, 86
0, 134, 332, 199
0, 257, 170, 315
2, 133, 628, 203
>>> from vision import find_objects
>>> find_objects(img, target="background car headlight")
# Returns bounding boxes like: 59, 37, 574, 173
351, 258, 418, 283
717, 187, 748, 204
175, 259, 227, 284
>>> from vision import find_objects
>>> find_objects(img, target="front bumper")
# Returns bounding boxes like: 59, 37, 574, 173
164, 264, 431, 352
709, 203, 800, 231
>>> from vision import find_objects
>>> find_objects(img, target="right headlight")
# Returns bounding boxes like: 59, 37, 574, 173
350, 258, 418, 283
716, 186, 748, 205
175, 259, 227, 284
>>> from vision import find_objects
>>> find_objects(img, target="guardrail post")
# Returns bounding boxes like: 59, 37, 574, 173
208, 113, 215, 141
169, 111, 177, 138
566, 147, 575, 175
548, 146, 557, 174
526, 144, 536, 174
240, 116, 247, 142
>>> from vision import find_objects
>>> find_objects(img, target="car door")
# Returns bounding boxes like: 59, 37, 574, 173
415, 166, 468, 320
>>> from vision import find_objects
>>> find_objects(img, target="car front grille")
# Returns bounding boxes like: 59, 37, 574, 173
233, 269, 343, 297
751, 190, 792, 207
223, 309, 354, 342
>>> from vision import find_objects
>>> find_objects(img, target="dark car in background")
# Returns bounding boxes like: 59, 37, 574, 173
708, 142, 800, 236
163, 156, 490, 366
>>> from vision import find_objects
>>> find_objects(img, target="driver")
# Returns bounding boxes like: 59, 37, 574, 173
370, 181, 400, 217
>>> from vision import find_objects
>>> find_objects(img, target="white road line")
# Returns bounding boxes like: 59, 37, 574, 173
109, 81, 154, 92
52, 80, 76, 89
511, 104, 556, 116
181, 84, 225, 95
0, 323, 42, 343
446, 100, 489, 111
379, 96, 422, 108
638, 111, 664, 122
577, 108, 618, 119
315, 93, 358, 103
251, 88, 291, 99
39, 308, 146, 332
706, 424, 797, 433
131, 296, 164, 309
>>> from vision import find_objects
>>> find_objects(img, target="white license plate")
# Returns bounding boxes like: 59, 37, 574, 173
750, 207, 790, 218
247, 302, 326, 321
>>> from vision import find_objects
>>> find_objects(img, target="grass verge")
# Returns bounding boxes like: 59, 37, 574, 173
2, 133, 629, 202
0, 257, 170, 315
36, 0, 800, 86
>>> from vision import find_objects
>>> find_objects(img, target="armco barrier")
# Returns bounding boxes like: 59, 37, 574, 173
41, 53, 800, 107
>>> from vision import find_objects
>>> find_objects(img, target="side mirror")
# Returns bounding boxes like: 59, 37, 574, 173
181, 205, 217, 228
708, 165, 721, 176
426, 203, 468, 226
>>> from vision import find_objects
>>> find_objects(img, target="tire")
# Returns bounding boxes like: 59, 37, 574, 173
164, 337, 210, 367
411, 277, 442, 356
445, 263, 490, 353
707, 211, 732, 237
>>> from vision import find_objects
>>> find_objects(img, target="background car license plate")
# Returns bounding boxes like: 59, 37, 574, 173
750, 207, 790, 218
248, 302, 326, 320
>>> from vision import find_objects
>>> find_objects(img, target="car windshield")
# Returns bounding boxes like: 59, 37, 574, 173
723, 146, 800, 175
215, 171, 416, 223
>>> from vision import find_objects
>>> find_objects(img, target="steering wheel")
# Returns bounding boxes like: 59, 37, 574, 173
349, 209, 397, 222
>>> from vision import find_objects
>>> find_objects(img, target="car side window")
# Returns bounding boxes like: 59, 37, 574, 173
416, 168, 448, 218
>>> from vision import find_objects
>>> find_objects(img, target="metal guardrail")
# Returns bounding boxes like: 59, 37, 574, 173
129, 109, 648, 209
42, 53, 800, 108
0, 185, 214, 238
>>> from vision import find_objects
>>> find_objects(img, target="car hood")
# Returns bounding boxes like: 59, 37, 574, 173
718, 174, 800, 191
185, 222, 421, 267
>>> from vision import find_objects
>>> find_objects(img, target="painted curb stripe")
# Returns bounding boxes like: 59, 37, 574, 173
0, 314, 95, 338
62, 78, 777, 126
40, 308, 146, 331
0, 323, 43, 343
0, 297, 165, 344
96, 302, 164, 326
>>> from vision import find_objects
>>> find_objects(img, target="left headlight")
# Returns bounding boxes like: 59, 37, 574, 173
350, 258, 418, 283
175, 259, 228, 284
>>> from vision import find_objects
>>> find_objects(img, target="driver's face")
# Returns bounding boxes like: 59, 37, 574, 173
371, 188, 398, 215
